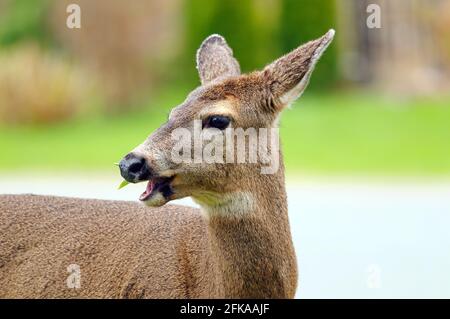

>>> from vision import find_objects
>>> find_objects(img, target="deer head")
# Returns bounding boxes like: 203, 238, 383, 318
119, 30, 334, 210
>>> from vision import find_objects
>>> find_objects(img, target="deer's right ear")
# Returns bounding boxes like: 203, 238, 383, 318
263, 29, 335, 110
196, 34, 241, 85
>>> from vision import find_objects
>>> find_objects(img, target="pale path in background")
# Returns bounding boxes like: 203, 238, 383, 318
1, 173, 449, 298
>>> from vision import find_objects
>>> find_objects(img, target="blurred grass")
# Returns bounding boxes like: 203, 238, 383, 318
0, 89, 449, 176
281, 93, 450, 176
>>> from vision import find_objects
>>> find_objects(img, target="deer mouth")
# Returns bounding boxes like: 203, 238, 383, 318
139, 176, 175, 202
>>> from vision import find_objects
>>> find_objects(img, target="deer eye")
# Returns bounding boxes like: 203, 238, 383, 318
203, 115, 230, 130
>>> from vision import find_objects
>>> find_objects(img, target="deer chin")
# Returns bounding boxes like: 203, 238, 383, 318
139, 176, 175, 207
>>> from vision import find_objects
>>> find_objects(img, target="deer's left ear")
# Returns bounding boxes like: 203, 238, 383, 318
196, 34, 241, 85
263, 29, 335, 109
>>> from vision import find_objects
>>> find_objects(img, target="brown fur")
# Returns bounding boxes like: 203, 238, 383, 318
0, 30, 334, 298
0, 195, 221, 298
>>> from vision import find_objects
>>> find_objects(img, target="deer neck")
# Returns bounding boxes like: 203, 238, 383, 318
194, 161, 298, 298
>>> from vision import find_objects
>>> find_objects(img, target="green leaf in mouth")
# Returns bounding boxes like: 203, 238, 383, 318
118, 180, 130, 189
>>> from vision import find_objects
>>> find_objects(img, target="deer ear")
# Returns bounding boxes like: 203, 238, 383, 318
196, 34, 241, 85
263, 29, 335, 108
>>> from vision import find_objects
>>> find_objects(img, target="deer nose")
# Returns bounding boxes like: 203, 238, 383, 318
119, 153, 151, 183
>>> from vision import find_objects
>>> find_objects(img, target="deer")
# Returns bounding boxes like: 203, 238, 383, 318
0, 29, 334, 298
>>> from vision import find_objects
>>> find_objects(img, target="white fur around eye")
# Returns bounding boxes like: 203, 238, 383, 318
199, 100, 236, 120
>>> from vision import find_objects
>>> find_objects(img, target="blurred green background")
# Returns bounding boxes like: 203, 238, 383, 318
0, 0, 449, 176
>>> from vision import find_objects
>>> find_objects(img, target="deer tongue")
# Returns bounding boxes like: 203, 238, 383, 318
139, 180, 155, 201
